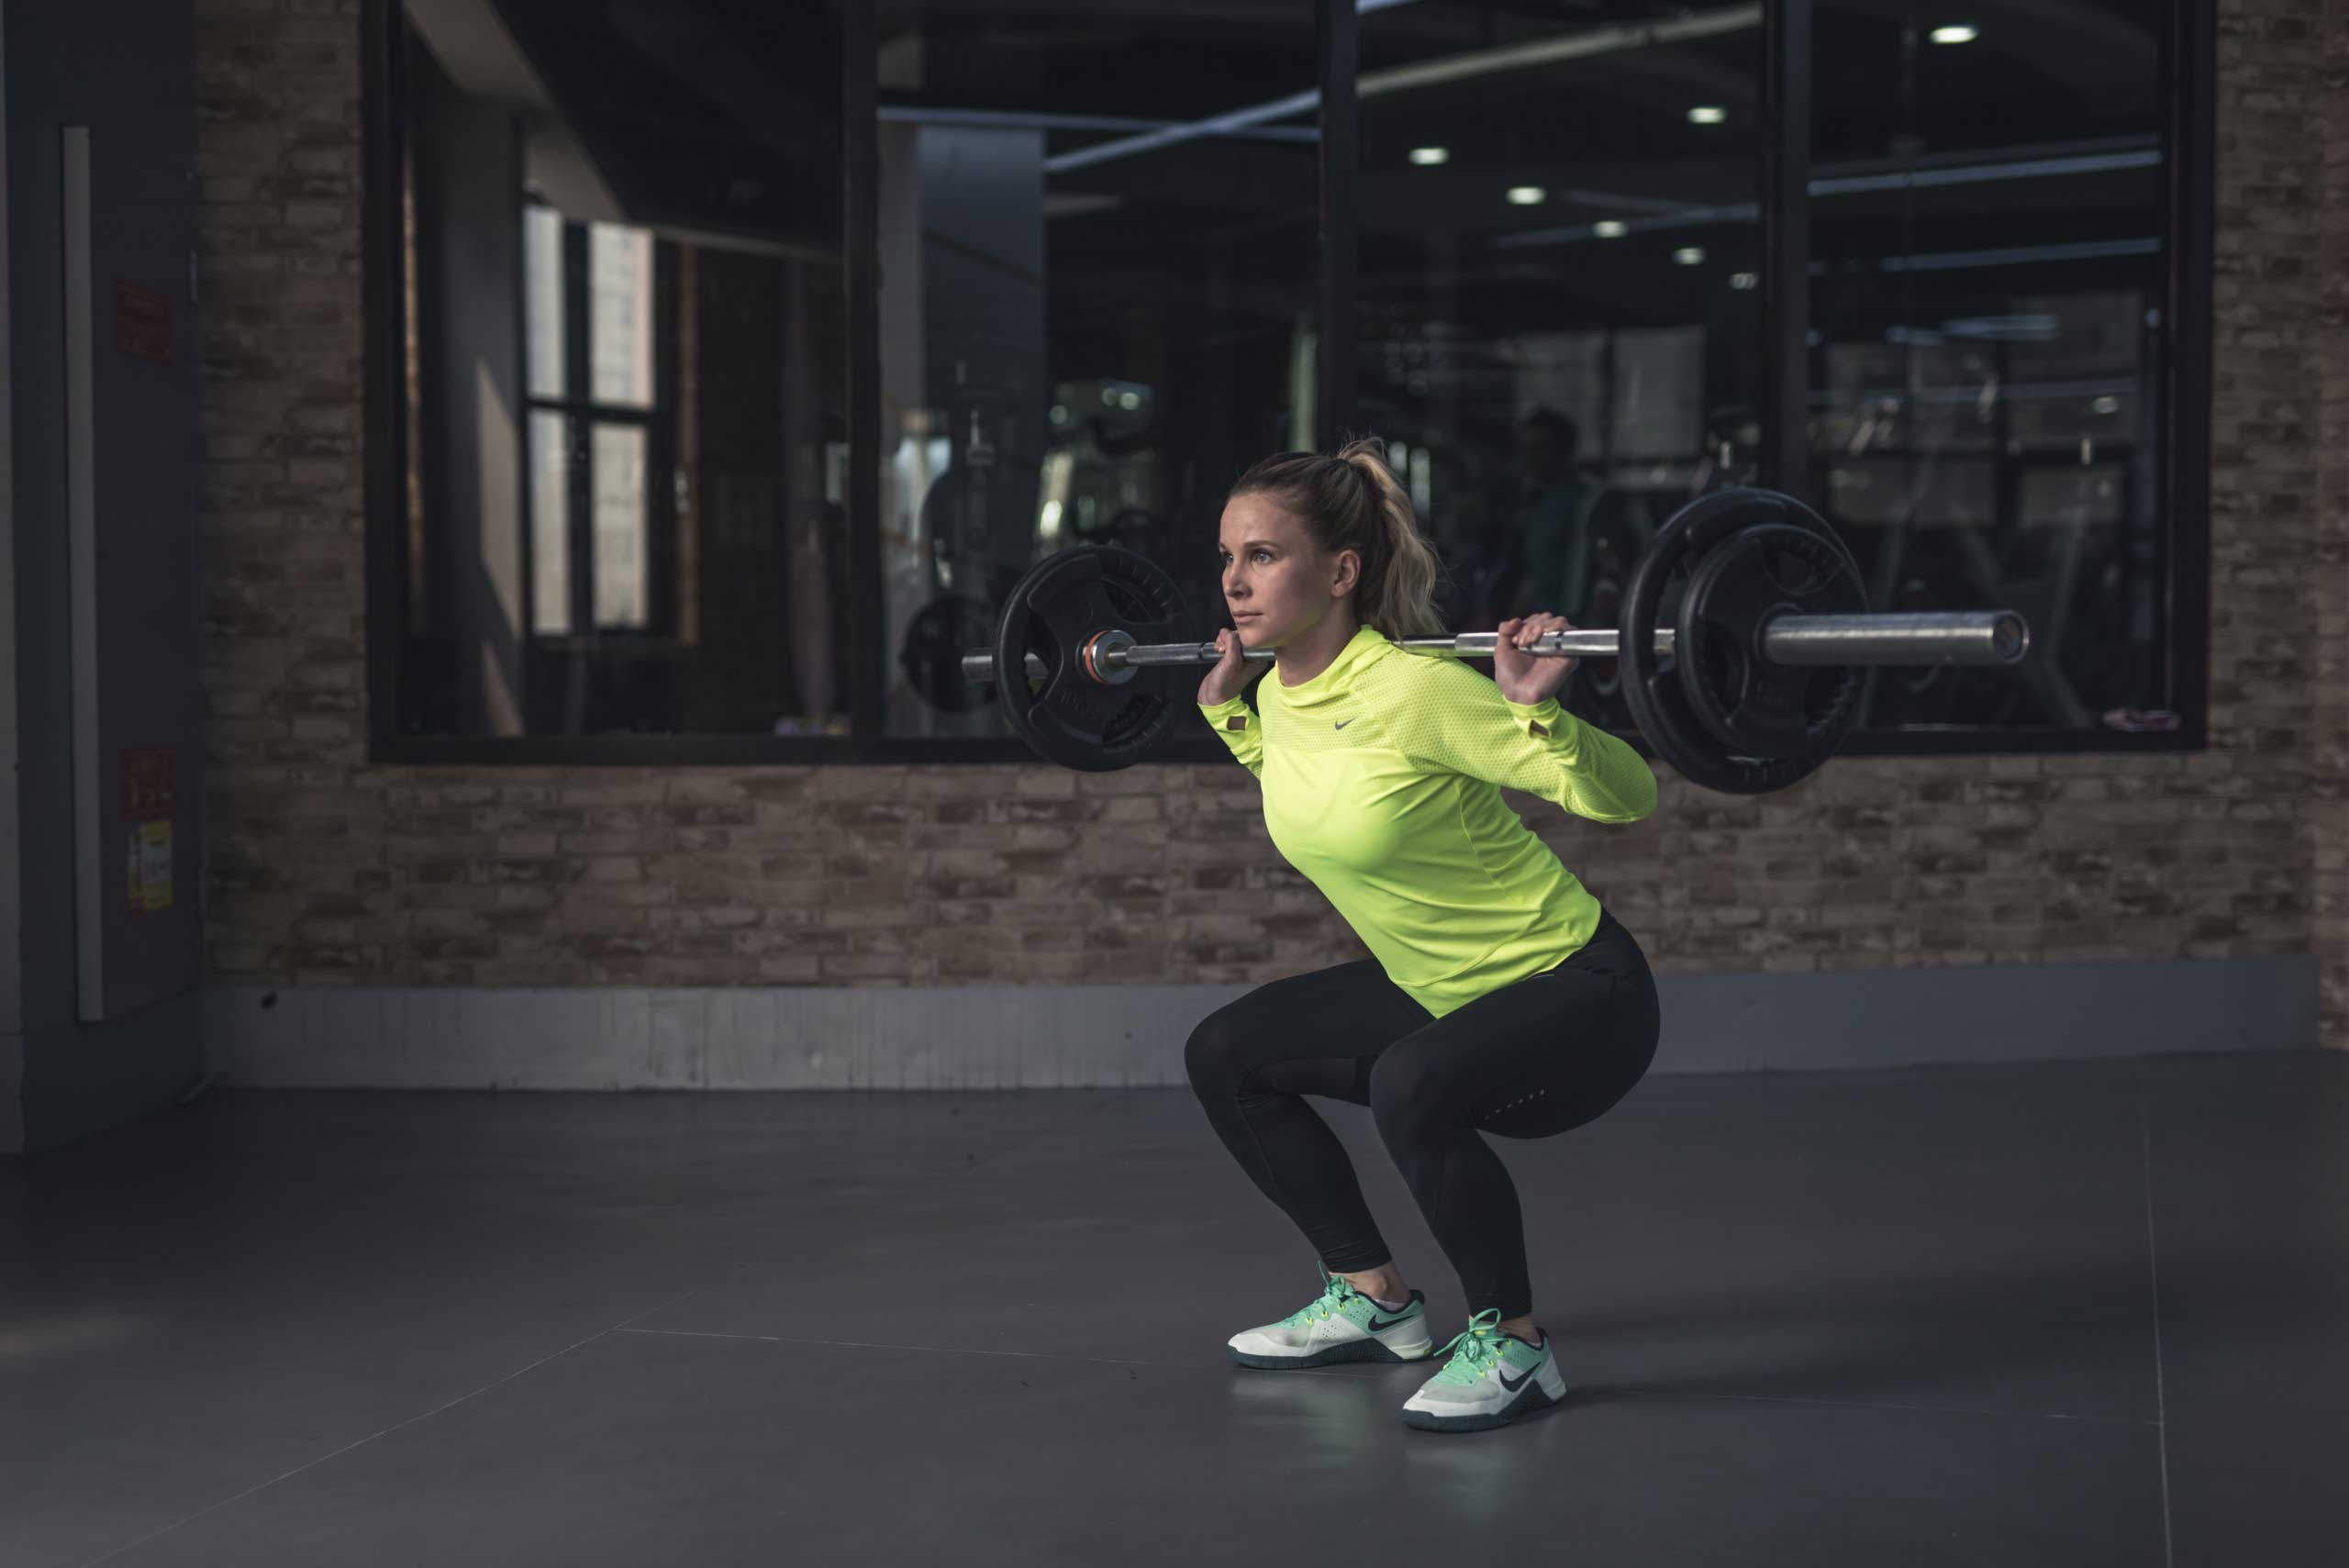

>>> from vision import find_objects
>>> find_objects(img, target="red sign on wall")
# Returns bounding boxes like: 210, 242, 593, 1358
116, 280, 171, 364
123, 748, 176, 822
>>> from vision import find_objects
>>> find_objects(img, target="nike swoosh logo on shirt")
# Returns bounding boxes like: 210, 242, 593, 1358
1334, 718, 1355, 729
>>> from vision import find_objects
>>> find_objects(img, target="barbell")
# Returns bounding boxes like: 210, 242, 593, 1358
955, 487, 2032, 795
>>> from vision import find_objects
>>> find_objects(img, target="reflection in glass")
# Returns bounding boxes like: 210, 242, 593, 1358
874, 1, 1320, 737
385, 0, 2186, 751
1810, 2, 2169, 732
1356, 2, 1765, 732
589, 224, 654, 410
529, 411, 570, 635
524, 205, 564, 403
592, 423, 648, 630
391, 0, 845, 737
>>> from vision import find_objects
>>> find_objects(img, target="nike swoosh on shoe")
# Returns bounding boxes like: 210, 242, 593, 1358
1365, 1312, 1416, 1331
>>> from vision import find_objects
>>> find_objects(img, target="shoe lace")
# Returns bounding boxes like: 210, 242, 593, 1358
1427, 1308, 1509, 1385
1277, 1271, 1359, 1329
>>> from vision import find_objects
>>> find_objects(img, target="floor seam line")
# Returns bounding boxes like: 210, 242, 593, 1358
612, 1329, 2166, 1423
613, 1326, 1366, 1378
66, 1289, 698, 1568
1602, 1385, 2161, 1428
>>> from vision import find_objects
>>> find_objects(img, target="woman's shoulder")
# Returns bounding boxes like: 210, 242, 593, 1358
1355, 642, 1508, 744
1364, 639, 1493, 696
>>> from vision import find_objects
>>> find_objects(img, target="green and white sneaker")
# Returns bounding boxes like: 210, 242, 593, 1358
1400, 1308, 1566, 1432
1226, 1270, 1434, 1370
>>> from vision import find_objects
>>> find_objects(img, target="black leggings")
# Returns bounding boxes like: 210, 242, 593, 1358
1184, 909, 1660, 1321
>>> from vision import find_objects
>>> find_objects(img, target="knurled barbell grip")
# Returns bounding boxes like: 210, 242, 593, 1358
960, 610, 2029, 684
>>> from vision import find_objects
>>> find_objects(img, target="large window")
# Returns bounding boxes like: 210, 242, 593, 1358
1354, 2, 1766, 734
379, 0, 847, 744
872, 0, 1320, 738
366, 0, 2207, 762
1809, 1, 2180, 734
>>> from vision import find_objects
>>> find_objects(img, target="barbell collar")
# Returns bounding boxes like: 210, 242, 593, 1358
959, 609, 2028, 685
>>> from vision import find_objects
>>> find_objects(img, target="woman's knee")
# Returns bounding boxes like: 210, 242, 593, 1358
1183, 1006, 1250, 1095
1365, 1051, 1449, 1140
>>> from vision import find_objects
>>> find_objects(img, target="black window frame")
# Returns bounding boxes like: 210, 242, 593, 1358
362, 0, 2212, 766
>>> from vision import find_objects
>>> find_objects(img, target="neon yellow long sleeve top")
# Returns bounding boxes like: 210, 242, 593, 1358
1199, 623, 1657, 1018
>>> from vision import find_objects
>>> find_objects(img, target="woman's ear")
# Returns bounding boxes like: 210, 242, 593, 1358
1330, 548, 1362, 599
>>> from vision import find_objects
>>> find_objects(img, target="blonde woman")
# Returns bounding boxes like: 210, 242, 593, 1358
1186, 439, 1661, 1434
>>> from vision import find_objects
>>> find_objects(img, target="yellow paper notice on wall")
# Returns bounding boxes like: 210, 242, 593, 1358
128, 821, 173, 914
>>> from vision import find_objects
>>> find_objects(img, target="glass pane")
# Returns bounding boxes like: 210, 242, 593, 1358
874, 1, 1319, 738
523, 204, 565, 401
590, 222, 654, 409
1811, 2, 2170, 732
404, 145, 429, 631
592, 422, 648, 629
1357, 0, 1765, 735
529, 411, 571, 635
393, 0, 846, 736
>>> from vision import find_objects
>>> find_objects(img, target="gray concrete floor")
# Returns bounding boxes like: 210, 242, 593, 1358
3, 1053, 2344, 1567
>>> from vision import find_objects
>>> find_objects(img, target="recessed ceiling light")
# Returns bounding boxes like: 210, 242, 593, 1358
1408, 146, 1450, 167
1592, 219, 1628, 238
2092, 395, 2121, 414
1931, 24, 1977, 44
1674, 247, 1706, 265
1730, 272, 1759, 290
1507, 185, 1546, 206
1687, 106, 1727, 125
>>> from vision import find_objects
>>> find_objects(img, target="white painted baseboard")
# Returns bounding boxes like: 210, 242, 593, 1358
206, 954, 2318, 1091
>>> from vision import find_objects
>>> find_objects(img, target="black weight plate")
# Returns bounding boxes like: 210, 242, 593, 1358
1566, 572, 1630, 730
991, 545, 1189, 772
1618, 488, 1850, 795
900, 594, 996, 713
1675, 522, 1867, 761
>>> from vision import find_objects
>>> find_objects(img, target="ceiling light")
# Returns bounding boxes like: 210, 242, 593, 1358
1045, 7, 1766, 175
1674, 247, 1706, 265
1731, 272, 1759, 290
1592, 219, 1628, 238
1687, 106, 1727, 125
1507, 185, 1546, 206
1408, 146, 1450, 166
1931, 24, 1977, 44
2092, 395, 2121, 414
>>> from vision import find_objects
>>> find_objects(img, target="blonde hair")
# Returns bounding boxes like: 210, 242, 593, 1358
1227, 437, 1445, 640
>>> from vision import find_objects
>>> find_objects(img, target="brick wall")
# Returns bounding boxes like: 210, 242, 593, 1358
195, 0, 2349, 1045
2304, 0, 2349, 1037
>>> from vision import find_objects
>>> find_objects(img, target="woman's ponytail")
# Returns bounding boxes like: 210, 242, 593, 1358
1332, 438, 1444, 639
1227, 436, 1447, 642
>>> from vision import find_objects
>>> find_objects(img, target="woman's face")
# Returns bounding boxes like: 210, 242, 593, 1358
1217, 493, 1358, 649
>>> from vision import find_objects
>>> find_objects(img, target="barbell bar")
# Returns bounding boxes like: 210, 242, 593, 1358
960, 487, 2037, 792
959, 609, 2029, 687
